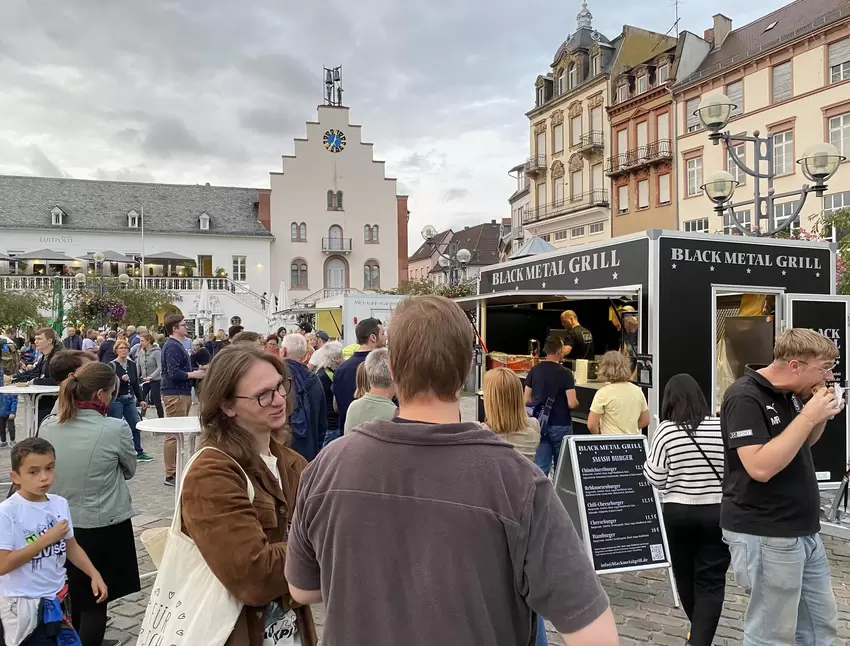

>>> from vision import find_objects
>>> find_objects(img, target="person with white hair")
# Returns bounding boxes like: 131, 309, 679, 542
312, 341, 344, 447
343, 348, 397, 434
281, 334, 328, 461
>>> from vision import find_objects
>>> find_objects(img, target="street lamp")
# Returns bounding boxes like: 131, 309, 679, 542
696, 93, 845, 236
421, 224, 471, 286
74, 273, 86, 287
92, 252, 106, 329
118, 273, 130, 288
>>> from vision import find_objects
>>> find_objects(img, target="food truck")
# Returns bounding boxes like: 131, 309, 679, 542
457, 229, 849, 486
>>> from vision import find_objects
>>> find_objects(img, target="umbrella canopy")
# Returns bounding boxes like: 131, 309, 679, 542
509, 236, 556, 260
78, 250, 139, 264
0, 252, 13, 261
196, 279, 212, 320
275, 280, 290, 314
13, 248, 81, 262
143, 251, 196, 267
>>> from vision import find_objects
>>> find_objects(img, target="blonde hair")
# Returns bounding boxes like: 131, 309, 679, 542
597, 350, 632, 383
774, 328, 839, 363
354, 362, 369, 399
114, 340, 130, 352
483, 368, 527, 435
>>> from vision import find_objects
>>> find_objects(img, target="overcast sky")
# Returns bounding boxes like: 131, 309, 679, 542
0, 0, 785, 252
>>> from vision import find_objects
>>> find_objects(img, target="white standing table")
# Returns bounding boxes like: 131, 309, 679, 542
136, 416, 201, 504
0, 385, 60, 439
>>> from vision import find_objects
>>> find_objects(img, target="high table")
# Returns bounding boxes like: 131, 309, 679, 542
0, 384, 60, 439
136, 416, 202, 505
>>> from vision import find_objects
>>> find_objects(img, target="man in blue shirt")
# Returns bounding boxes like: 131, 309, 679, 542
160, 313, 206, 486
332, 318, 385, 431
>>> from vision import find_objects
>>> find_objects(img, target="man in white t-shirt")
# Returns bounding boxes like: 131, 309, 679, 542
0, 438, 106, 643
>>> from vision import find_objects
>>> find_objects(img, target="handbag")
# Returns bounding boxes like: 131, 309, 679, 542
136, 447, 255, 646
683, 426, 723, 482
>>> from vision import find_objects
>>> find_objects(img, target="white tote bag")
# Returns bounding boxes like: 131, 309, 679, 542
136, 447, 255, 646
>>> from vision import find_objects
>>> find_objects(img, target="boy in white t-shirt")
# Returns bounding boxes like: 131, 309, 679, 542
0, 438, 106, 645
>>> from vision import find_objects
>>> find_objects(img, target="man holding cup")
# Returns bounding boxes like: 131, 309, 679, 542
720, 328, 844, 646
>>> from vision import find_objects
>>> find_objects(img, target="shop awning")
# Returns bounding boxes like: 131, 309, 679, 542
454, 288, 641, 310
141, 252, 197, 267
13, 248, 81, 262
78, 250, 139, 264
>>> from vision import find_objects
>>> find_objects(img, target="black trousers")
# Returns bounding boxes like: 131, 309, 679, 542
0, 416, 15, 442
663, 503, 730, 646
142, 380, 164, 419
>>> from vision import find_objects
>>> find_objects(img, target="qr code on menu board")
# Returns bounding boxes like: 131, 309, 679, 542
650, 544, 665, 561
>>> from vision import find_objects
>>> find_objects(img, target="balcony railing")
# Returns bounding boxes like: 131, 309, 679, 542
571, 131, 604, 153
322, 237, 353, 253
524, 154, 547, 175
606, 139, 672, 175
292, 287, 364, 307
523, 189, 609, 224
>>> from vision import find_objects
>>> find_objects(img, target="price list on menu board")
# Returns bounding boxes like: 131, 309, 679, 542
572, 437, 669, 573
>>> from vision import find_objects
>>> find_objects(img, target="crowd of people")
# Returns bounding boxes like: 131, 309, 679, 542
0, 306, 846, 645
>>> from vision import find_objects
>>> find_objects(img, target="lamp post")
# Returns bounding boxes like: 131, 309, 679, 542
92, 252, 106, 329
421, 225, 471, 286
696, 94, 845, 236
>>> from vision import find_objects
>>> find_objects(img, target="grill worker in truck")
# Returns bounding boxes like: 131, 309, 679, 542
560, 310, 594, 360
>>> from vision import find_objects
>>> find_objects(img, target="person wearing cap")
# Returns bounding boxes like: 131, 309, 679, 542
315, 331, 329, 349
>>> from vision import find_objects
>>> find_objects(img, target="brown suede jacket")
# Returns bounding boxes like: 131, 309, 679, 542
180, 441, 317, 646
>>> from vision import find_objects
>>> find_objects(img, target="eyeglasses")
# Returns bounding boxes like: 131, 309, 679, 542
232, 378, 292, 408
798, 360, 839, 375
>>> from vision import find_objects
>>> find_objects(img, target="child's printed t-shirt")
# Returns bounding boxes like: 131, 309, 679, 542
0, 493, 73, 598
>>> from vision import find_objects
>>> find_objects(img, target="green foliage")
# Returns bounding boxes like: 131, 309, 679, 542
379, 278, 476, 299
0, 290, 50, 328
214, 267, 228, 278
812, 207, 850, 295
65, 283, 176, 329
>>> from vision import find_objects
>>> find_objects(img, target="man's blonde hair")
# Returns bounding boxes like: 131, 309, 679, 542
774, 328, 839, 363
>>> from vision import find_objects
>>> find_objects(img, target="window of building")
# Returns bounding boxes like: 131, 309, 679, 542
299, 222, 307, 240
637, 179, 649, 209
771, 62, 792, 103
541, 233, 551, 242
571, 170, 582, 200
570, 226, 585, 238
553, 123, 564, 154
568, 63, 578, 89
825, 190, 850, 214
723, 210, 752, 234
230, 316, 242, 326
656, 112, 669, 141
686, 157, 703, 196
232, 255, 247, 282
636, 75, 648, 94
554, 230, 567, 240
557, 69, 566, 95
537, 86, 545, 106
617, 84, 629, 103
554, 181, 564, 205
686, 98, 700, 132
291, 222, 306, 241
727, 81, 743, 116
591, 54, 601, 77
291, 260, 308, 289
617, 184, 629, 214
537, 183, 546, 208
51, 207, 64, 226
589, 221, 604, 234
199, 212, 210, 231
684, 218, 709, 233
571, 115, 581, 148
829, 114, 850, 157
327, 190, 334, 209
127, 210, 139, 228
658, 173, 671, 205
364, 225, 372, 243
656, 63, 669, 83
364, 261, 380, 290
336, 191, 343, 209
829, 38, 850, 84
727, 143, 746, 184
773, 202, 800, 230
773, 130, 794, 175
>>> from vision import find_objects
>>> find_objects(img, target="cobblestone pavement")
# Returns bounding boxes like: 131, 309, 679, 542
7, 397, 850, 644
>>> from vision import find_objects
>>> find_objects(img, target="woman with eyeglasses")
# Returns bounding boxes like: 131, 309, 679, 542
179, 344, 317, 646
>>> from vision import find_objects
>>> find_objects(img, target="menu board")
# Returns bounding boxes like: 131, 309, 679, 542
567, 436, 669, 573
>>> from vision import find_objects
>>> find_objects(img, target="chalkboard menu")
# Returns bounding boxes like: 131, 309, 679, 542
556, 435, 670, 574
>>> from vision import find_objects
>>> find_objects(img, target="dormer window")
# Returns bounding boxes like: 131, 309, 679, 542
568, 63, 578, 90
537, 86, 545, 106
199, 212, 211, 231
591, 54, 601, 77
51, 206, 65, 227
557, 69, 566, 95
636, 74, 648, 94
657, 63, 669, 83
617, 84, 629, 103
127, 210, 140, 228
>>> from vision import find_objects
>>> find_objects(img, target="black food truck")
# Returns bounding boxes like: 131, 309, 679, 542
457, 229, 849, 488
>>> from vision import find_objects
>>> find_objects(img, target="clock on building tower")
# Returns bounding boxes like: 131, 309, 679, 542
323, 129, 346, 153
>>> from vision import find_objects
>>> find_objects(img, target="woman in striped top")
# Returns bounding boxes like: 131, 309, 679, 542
644, 374, 730, 646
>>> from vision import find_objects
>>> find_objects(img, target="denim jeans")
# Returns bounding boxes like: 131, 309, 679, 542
535, 615, 548, 646
723, 530, 838, 645
533, 424, 572, 477
322, 428, 341, 448
108, 395, 143, 455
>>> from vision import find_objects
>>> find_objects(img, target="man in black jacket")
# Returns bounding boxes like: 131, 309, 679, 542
12, 327, 63, 428
98, 331, 117, 363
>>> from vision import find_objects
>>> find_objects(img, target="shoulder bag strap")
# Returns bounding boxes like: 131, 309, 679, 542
683, 427, 723, 483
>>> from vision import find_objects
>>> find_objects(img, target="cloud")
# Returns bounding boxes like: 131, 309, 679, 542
28, 145, 68, 178
141, 116, 209, 159
443, 187, 470, 202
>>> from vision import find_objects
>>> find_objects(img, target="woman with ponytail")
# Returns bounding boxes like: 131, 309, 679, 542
39, 362, 141, 646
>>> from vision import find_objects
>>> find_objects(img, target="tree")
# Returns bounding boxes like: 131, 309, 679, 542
806, 207, 850, 294
65, 283, 177, 329
379, 278, 476, 299
0, 290, 50, 329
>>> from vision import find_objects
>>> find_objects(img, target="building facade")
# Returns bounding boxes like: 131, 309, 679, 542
269, 105, 408, 303
0, 175, 273, 331
505, 164, 531, 257
673, 1, 850, 235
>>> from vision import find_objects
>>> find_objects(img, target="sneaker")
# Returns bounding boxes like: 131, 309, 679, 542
164, 476, 175, 487
0, 442, 8, 448
9, 441, 17, 448
136, 453, 154, 462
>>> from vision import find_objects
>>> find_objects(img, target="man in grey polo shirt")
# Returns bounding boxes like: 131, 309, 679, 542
286, 295, 616, 646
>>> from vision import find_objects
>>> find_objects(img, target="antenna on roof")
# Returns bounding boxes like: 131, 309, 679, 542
323, 66, 344, 107
673, 0, 680, 37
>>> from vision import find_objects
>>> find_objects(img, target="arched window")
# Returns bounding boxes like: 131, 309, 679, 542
127, 210, 140, 228
371, 225, 379, 242
364, 261, 380, 290
364, 225, 371, 242
290, 222, 298, 241
199, 212, 210, 231
557, 69, 566, 95
336, 191, 343, 209
568, 63, 578, 90
299, 222, 307, 240
291, 260, 308, 289
327, 190, 334, 209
